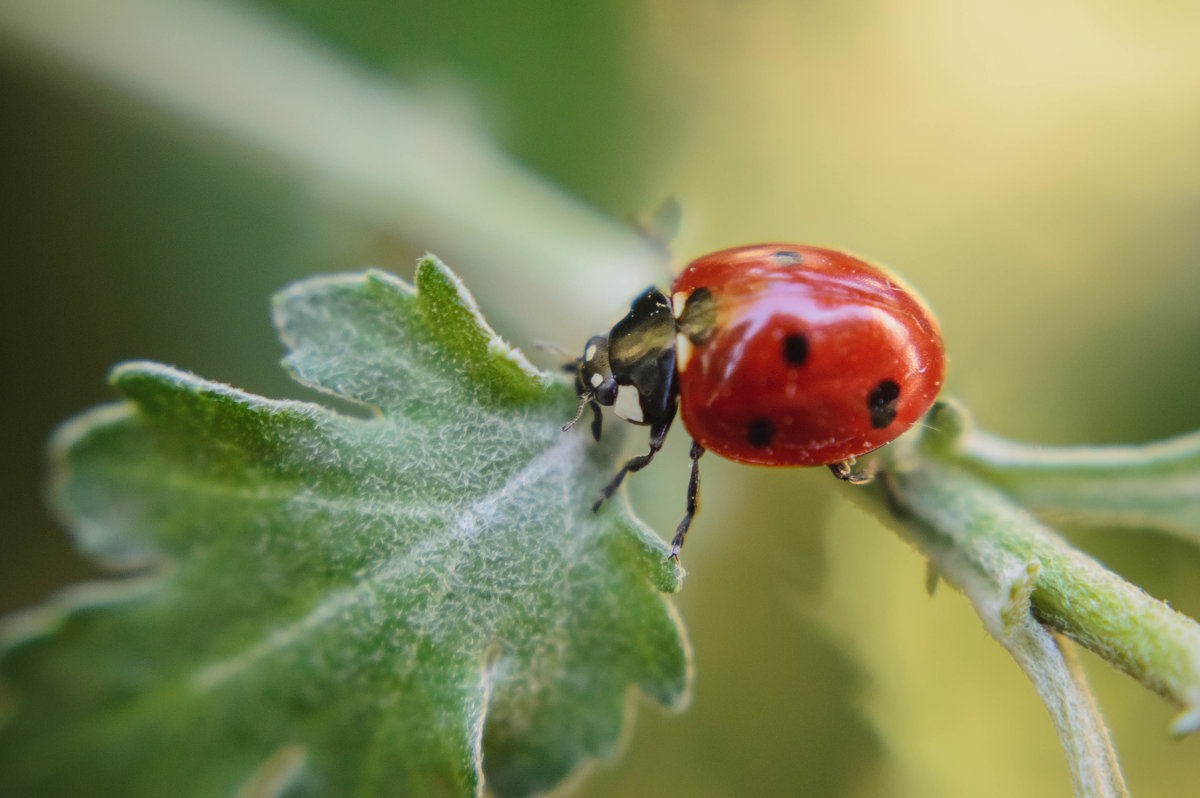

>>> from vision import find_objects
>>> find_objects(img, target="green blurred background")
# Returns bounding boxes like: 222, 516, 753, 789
3, 1, 1200, 796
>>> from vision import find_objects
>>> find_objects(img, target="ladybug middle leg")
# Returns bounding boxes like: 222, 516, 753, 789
669, 440, 706, 559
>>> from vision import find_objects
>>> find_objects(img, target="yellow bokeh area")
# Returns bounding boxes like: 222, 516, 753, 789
636, 0, 1200, 441
3, 1, 1200, 796
579, 2, 1200, 797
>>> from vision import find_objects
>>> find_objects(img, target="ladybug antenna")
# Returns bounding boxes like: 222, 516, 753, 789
535, 340, 579, 362
562, 393, 593, 432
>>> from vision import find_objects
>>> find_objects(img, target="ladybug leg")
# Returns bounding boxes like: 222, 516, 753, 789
592, 411, 675, 512
669, 440, 705, 560
589, 401, 603, 442
828, 459, 876, 485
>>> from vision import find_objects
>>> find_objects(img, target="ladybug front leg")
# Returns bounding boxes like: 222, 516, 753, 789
592, 406, 676, 512
669, 440, 705, 560
588, 401, 603, 441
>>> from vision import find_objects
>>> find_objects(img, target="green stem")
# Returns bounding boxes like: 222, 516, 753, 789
956, 426, 1200, 544
840, 402, 1200, 794
882, 458, 1200, 735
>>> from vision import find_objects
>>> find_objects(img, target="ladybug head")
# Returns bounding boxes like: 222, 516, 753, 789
566, 288, 680, 440
576, 334, 618, 407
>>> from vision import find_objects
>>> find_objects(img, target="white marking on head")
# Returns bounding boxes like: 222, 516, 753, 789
589, 372, 603, 388
672, 291, 688, 318
676, 333, 693, 372
613, 384, 644, 422
584, 342, 597, 361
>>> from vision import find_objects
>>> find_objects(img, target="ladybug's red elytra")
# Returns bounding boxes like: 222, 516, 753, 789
568, 243, 945, 559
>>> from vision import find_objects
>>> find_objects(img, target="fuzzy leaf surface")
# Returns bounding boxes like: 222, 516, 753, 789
0, 258, 688, 798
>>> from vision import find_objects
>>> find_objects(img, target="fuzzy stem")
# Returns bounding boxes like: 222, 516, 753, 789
881, 458, 1200, 735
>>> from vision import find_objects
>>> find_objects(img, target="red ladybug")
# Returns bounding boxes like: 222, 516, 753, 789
569, 243, 945, 558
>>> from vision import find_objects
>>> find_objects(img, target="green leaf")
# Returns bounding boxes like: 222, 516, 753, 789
0, 258, 689, 798
935, 401, 1200, 544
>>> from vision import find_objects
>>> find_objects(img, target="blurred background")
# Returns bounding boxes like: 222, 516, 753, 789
3, 1, 1200, 796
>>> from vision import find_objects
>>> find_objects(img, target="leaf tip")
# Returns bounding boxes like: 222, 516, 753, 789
106, 360, 214, 402
46, 401, 132, 463
414, 254, 549, 400
653, 559, 685, 595
0, 573, 165, 657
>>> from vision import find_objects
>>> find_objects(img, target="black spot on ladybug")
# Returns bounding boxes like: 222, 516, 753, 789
773, 250, 803, 266
746, 417, 775, 447
782, 333, 808, 365
868, 380, 901, 429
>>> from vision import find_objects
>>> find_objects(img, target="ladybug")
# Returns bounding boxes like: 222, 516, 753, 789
568, 243, 945, 559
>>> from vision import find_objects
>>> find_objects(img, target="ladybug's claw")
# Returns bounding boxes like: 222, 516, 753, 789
828, 459, 875, 485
